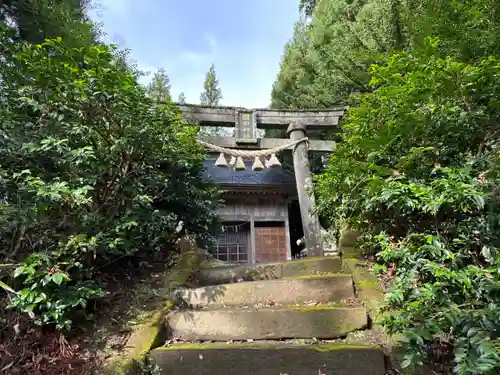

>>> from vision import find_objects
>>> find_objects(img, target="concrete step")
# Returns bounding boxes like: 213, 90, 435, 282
192, 256, 343, 286
151, 343, 385, 375
175, 275, 354, 308
165, 306, 367, 341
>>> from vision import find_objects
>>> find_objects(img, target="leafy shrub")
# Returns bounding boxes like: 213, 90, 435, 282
316, 38, 500, 374
0, 26, 219, 329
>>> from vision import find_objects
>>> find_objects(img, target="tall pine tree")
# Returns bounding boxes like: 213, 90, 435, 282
273, 0, 500, 113
199, 64, 225, 135
147, 68, 172, 102
200, 64, 222, 106
177, 92, 187, 104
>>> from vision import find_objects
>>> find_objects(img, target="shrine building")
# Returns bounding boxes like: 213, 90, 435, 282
203, 156, 301, 264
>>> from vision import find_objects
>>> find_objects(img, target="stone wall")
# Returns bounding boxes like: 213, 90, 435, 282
255, 226, 288, 262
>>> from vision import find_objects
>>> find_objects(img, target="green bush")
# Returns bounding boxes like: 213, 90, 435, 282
316, 38, 500, 374
0, 27, 219, 329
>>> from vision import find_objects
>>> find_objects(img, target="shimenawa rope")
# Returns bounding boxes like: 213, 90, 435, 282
197, 137, 308, 158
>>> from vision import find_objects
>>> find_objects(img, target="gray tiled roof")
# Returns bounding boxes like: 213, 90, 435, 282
203, 158, 296, 186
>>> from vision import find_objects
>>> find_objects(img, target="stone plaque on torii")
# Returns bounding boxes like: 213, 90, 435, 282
176, 103, 344, 257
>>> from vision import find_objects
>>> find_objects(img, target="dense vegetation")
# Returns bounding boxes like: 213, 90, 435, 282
1, 0, 500, 373
271, 0, 500, 373
273, 0, 500, 109
316, 38, 500, 374
0, 0, 99, 45
0, 25, 219, 330
0, 2, 221, 373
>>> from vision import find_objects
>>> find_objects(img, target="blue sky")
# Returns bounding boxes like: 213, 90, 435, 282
90, 0, 300, 108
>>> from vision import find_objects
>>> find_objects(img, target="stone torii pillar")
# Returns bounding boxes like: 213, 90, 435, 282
287, 121, 324, 257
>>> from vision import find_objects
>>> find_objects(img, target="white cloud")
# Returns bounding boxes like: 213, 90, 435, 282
205, 33, 218, 50
89, 1, 298, 109
179, 33, 218, 67
179, 51, 208, 66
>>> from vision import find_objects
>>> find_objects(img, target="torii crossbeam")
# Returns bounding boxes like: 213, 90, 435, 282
176, 103, 345, 257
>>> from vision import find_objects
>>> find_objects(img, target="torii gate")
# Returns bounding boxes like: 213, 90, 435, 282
176, 103, 344, 257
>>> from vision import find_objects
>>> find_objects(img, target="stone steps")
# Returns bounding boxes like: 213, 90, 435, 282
165, 306, 368, 341
151, 343, 385, 375
192, 256, 343, 286
152, 256, 385, 375
174, 274, 354, 308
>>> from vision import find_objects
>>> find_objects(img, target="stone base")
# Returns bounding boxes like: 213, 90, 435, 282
151, 343, 385, 375
166, 307, 368, 341
175, 275, 354, 308
192, 257, 342, 286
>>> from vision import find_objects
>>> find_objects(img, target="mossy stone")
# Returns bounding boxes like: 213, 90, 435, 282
102, 307, 167, 375
151, 343, 385, 375
104, 236, 207, 375
338, 226, 361, 248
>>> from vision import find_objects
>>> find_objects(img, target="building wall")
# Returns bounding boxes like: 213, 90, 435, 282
254, 226, 288, 262
216, 196, 292, 264
217, 198, 288, 221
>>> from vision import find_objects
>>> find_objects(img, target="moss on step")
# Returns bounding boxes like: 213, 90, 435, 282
285, 304, 349, 312
156, 343, 282, 350
165, 251, 206, 289
284, 272, 351, 280
155, 343, 379, 352
282, 301, 353, 309
357, 280, 380, 287
343, 258, 384, 318
310, 344, 379, 352
103, 306, 169, 375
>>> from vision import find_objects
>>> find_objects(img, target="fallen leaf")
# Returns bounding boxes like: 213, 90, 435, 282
1, 362, 14, 372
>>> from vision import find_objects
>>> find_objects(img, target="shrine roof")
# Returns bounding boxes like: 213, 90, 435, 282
203, 158, 296, 186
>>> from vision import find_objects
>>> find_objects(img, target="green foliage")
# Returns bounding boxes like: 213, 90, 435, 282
0, 27, 219, 329
272, 0, 500, 110
272, 0, 404, 111
316, 38, 500, 374
405, 0, 500, 63
299, 0, 317, 17
0, 0, 99, 46
274, 0, 500, 371
147, 68, 172, 102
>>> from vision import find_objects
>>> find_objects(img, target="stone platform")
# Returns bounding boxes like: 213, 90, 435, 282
151, 257, 385, 375
152, 343, 385, 375
175, 274, 354, 307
